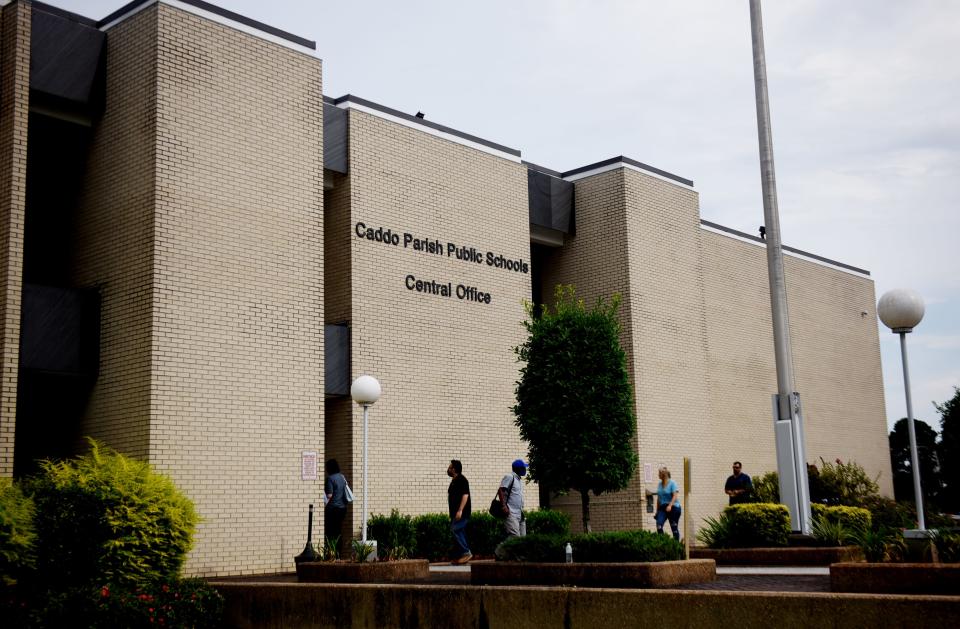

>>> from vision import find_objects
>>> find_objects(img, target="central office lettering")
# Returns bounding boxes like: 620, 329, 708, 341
354, 221, 529, 274
405, 275, 492, 304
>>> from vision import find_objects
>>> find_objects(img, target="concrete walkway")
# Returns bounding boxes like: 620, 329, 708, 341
426, 562, 831, 591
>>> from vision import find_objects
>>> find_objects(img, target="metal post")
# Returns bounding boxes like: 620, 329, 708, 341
749, 0, 812, 534
899, 332, 926, 530
362, 403, 369, 542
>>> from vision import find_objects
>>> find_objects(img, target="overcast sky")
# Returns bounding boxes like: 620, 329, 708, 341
50, 0, 960, 434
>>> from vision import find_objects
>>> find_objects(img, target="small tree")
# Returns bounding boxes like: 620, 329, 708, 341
937, 387, 960, 513
888, 417, 941, 508
513, 285, 638, 532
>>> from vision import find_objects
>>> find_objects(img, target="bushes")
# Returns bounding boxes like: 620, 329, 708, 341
467, 512, 503, 556
411, 513, 452, 562
751, 471, 780, 504
367, 508, 572, 560
811, 504, 871, 533
697, 504, 790, 548
28, 439, 198, 590
931, 529, 960, 563
525, 509, 570, 536
0, 478, 36, 586
495, 530, 681, 563
809, 458, 880, 506
367, 510, 416, 559
0, 439, 222, 627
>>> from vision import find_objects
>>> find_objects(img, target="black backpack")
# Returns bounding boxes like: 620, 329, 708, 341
488, 476, 516, 519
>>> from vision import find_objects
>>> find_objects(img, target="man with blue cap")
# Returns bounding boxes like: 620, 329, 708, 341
497, 459, 527, 537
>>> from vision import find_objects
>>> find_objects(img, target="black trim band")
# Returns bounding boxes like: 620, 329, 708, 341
332, 94, 521, 157
522, 160, 563, 179
99, 0, 315, 50
562, 156, 694, 188
32, 2, 99, 27
700, 219, 870, 276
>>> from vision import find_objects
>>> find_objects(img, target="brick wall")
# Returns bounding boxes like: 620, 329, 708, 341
702, 230, 891, 506
536, 168, 647, 533
535, 164, 889, 536
334, 108, 533, 541
72, 4, 157, 459
0, 0, 30, 476
73, 4, 325, 576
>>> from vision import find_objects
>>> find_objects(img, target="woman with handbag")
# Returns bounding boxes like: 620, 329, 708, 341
324, 459, 350, 551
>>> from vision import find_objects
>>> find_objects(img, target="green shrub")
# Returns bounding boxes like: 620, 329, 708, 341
752, 471, 779, 504
573, 530, 682, 563
852, 527, 905, 563
412, 513, 452, 562
930, 529, 960, 563
811, 518, 850, 547
810, 458, 879, 506
811, 504, 871, 534
0, 478, 36, 586
495, 533, 565, 562
860, 496, 915, 531
495, 530, 681, 563
27, 439, 198, 590
467, 512, 504, 556
696, 514, 733, 549
524, 509, 570, 536
721, 503, 790, 547
31, 578, 223, 628
367, 509, 416, 559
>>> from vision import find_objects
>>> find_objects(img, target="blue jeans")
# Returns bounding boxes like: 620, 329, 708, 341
656, 505, 681, 541
451, 517, 470, 556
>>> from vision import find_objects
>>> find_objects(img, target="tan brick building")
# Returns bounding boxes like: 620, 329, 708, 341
0, 0, 890, 576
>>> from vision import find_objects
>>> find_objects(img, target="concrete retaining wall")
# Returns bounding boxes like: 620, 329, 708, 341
213, 582, 960, 628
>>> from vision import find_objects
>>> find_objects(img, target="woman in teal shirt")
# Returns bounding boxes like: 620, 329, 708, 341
655, 466, 681, 541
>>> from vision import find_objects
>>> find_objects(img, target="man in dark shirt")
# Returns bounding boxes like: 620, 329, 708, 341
725, 461, 753, 505
447, 459, 472, 564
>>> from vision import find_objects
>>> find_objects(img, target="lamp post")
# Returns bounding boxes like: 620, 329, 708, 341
351, 375, 381, 542
748, 0, 812, 534
878, 289, 926, 530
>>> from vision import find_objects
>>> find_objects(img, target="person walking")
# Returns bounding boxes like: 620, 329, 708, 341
498, 459, 527, 538
324, 459, 348, 551
724, 461, 753, 505
655, 466, 682, 541
447, 459, 472, 564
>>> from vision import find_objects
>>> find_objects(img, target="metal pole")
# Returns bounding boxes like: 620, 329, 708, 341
362, 403, 369, 542
900, 332, 926, 530
749, 0, 811, 534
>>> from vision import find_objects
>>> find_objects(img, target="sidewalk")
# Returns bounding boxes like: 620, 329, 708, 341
426, 562, 831, 591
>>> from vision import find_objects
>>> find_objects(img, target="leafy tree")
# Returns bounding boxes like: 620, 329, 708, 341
936, 387, 960, 513
513, 285, 638, 532
888, 417, 941, 508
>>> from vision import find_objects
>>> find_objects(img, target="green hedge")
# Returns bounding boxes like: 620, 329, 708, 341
698, 503, 790, 548
411, 514, 452, 562
811, 504, 871, 533
525, 509, 570, 536
367, 510, 416, 559
495, 530, 682, 563
27, 439, 198, 590
367, 508, 572, 560
0, 478, 36, 586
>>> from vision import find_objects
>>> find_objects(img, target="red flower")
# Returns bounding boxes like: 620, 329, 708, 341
101, 587, 110, 598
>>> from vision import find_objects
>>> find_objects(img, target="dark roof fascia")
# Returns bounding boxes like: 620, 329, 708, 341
331, 94, 521, 158
700, 219, 870, 276
522, 160, 563, 178
562, 155, 693, 188
31, 1, 99, 27
98, 0, 315, 49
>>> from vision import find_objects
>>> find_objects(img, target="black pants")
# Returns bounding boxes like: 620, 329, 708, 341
324, 506, 347, 548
